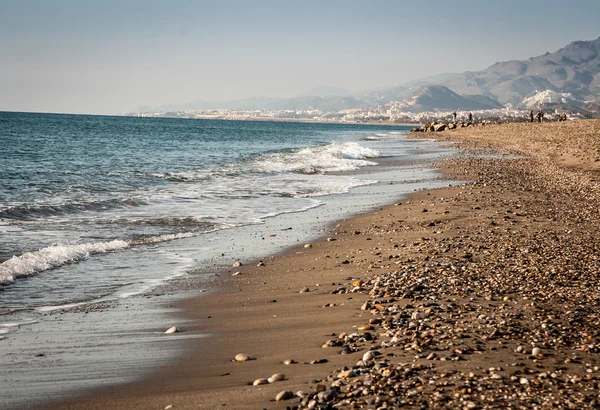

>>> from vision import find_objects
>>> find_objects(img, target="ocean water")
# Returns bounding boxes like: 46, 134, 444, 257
0, 112, 454, 407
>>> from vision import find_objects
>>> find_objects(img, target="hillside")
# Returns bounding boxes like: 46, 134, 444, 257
436, 36, 600, 105
404, 85, 502, 112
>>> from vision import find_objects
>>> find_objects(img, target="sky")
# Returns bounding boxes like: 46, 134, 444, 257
1, 0, 599, 115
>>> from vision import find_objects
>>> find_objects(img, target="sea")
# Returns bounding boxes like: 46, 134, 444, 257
0, 111, 454, 408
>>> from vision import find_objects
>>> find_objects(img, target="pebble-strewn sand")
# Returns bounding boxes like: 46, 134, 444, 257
45, 120, 600, 409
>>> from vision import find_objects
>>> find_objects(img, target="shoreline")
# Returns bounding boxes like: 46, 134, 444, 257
42, 120, 600, 409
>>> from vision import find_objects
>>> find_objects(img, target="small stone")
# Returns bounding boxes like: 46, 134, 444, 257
362, 350, 380, 361
315, 384, 326, 392
532, 347, 541, 356
232, 261, 242, 267
304, 244, 312, 248
283, 359, 296, 365
337, 369, 354, 378
411, 311, 422, 320
253, 378, 269, 386
317, 390, 338, 402
520, 377, 530, 385
275, 390, 295, 401
358, 325, 374, 331
268, 373, 285, 383
257, 261, 265, 266
327, 237, 336, 242
164, 326, 180, 334
165, 406, 174, 410
360, 302, 371, 310
300, 287, 310, 293
310, 359, 328, 364
234, 353, 254, 362
516, 345, 524, 353
232, 271, 241, 276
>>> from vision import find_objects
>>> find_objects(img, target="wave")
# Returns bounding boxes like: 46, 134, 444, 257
143, 142, 380, 183
0, 230, 212, 286
0, 197, 147, 221
0, 240, 129, 285
252, 142, 379, 174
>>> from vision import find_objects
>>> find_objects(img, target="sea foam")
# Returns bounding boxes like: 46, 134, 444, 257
255, 142, 379, 174
0, 240, 129, 285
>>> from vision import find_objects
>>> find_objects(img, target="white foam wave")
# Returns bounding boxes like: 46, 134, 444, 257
0, 240, 129, 285
0, 230, 211, 286
254, 142, 379, 174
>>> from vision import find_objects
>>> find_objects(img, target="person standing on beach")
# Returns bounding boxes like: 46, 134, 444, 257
468, 112, 473, 123
452, 111, 457, 122
530, 110, 534, 123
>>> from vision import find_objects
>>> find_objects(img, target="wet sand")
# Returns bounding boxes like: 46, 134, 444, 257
44, 120, 600, 409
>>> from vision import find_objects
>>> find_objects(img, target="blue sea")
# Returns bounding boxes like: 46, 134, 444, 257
0, 111, 453, 407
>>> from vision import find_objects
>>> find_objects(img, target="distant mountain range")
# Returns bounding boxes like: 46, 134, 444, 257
434, 36, 600, 106
136, 36, 600, 113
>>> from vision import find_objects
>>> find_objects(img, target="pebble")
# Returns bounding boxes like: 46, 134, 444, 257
164, 326, 180, 334
317, 390, 338, 402
304, 244, 312, 248
232, 261, 242, 267
275, 390, 295, 401
164, 406, 173, 410
532, 347, 541, 356
283, 359, 297, 365
411, 311, 423, 320
267, 373, 285, 383
253, 378, 269, 386
362, 350, 380, 361
234, 353, 254, 362
337, 369, 355, 378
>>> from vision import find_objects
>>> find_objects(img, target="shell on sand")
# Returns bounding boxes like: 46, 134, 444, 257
164, 326, 180, 334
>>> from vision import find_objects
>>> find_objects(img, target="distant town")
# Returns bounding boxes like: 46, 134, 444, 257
129, 101, 589, 125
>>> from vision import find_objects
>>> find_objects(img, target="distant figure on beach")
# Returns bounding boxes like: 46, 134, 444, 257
452, 111, 457, 122
536, 109, 544, 123
468, 112, 473, 123
530, 110, 534, 123
559, 113, 567, 121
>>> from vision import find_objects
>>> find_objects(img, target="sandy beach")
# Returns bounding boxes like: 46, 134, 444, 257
43, 120, 600, 409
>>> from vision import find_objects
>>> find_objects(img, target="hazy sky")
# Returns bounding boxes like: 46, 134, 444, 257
1, 0, 599, 115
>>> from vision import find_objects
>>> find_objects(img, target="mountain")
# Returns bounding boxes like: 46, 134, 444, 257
135, 36, 600, 114
402, 85, 502, 112
435, 36, 600, 105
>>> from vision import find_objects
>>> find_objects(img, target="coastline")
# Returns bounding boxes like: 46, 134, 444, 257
42, 120, 600, 409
